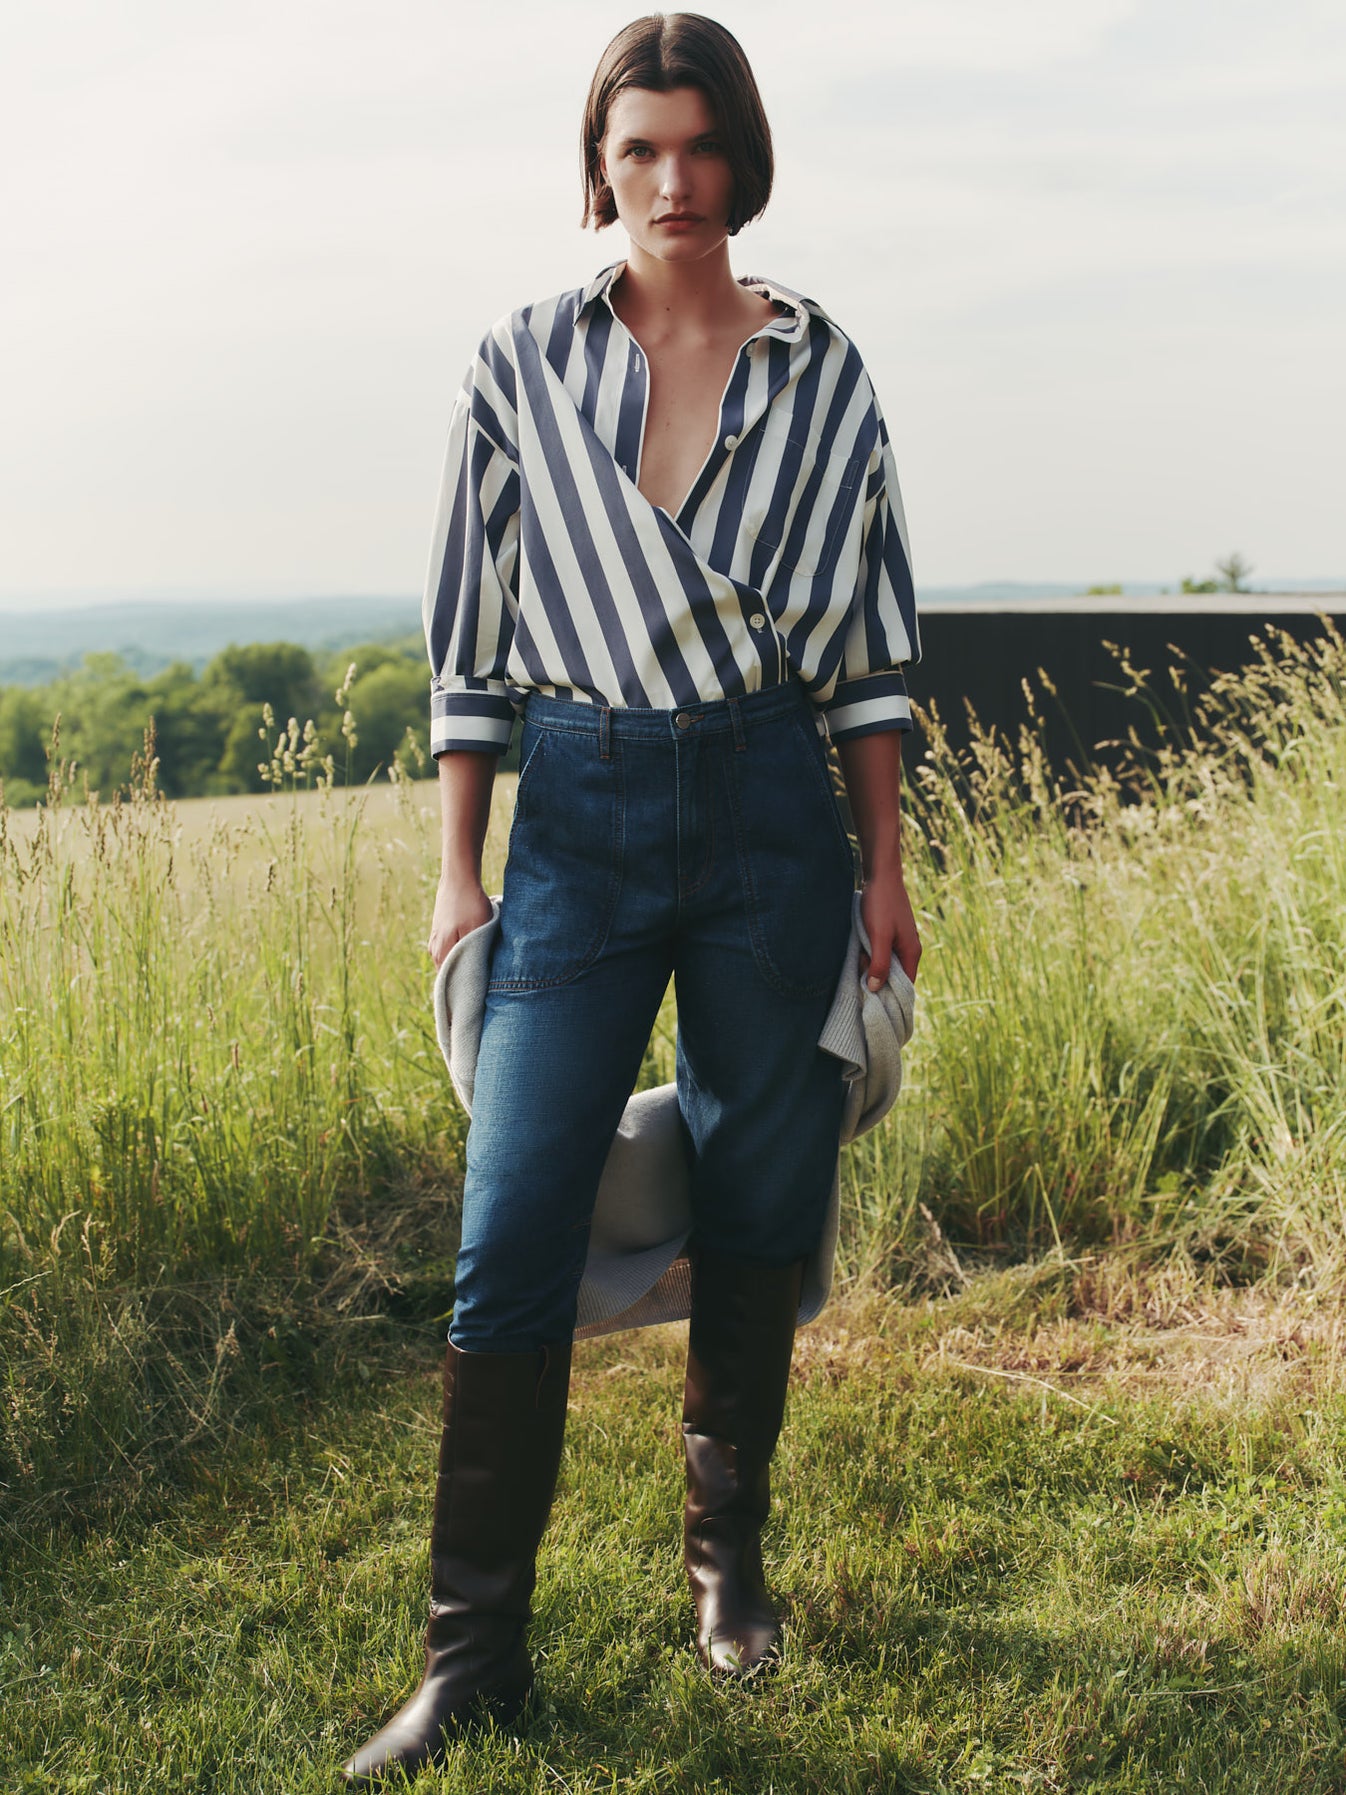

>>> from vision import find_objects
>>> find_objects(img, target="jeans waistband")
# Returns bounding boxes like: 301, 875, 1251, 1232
520, 680, 810, 747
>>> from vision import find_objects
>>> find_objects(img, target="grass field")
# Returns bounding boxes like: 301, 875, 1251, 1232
7, 627, 1346, 1788
10, 1267, 1346, 1792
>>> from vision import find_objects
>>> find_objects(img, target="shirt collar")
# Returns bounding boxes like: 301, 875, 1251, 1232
576, 260, 626, 316
735, 273, 818, 341
575, 260, 813, 343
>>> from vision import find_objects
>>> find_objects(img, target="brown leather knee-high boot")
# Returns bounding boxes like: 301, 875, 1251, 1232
342, 1339, 571, 1785
681, 1248, 804, 1676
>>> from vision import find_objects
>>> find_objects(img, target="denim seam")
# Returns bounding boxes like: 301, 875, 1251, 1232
501, 724, 548, 863
719, 740, 836, 1000
679, 751, 717, 904
516, 723, 547, 788
789, 713, 859, 879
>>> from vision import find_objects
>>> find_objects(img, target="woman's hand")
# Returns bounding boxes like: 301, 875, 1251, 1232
429, 749, 500, 968
429, 874, 493, 969
858, 862, 921, 991
834, 730, 920, 990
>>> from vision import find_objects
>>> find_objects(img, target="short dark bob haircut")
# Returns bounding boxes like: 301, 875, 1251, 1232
580, 13, 773, 236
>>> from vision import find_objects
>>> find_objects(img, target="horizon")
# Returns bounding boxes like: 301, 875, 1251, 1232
7, 574, 1346, 617
3, 575, 1346, 619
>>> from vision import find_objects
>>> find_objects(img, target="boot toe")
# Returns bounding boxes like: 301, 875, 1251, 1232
341, 1646, 533, 1782
701, 1616, 783, 1677
341, 1726, 438, 1785
340, 1702, 453, 1785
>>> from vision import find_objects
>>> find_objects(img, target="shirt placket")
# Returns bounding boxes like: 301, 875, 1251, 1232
601, 293, 803, 537
692, 314, 806, 517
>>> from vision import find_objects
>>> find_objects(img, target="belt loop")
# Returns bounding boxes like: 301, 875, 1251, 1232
729, 695, 746, 752
599, 706, 612, 761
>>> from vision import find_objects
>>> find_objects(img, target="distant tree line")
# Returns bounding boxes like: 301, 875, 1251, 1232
1182, 553, 1255, 596
0, 636, 435, 807
1084, 554, 1256, 600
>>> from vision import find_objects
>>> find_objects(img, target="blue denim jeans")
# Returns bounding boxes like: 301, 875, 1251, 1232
448, 680, 855, 1353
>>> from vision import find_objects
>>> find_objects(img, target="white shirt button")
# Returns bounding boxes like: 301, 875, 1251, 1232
749, 612, 767, 630
632, 352, 642, 371
723, 434, 738, 450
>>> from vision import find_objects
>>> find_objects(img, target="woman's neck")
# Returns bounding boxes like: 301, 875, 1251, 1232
611, 241, 760, 343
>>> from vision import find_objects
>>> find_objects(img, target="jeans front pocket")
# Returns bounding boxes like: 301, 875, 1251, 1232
488, 724, 625, 991
724, 709, 855, 998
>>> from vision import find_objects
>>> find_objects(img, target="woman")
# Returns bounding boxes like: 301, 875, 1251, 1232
343, 12, 920, 1784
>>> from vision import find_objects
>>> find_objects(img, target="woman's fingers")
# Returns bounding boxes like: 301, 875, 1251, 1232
429, 926, 457, 969
860, 871, 921, 990
863, 939, 892, 993
429, 879, 493, 968
858, 883, 893, 991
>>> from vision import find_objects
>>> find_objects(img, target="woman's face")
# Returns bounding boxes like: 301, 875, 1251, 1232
599, 85, 735, 264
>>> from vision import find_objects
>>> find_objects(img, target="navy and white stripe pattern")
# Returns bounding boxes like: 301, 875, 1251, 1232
423, 260, 919, 756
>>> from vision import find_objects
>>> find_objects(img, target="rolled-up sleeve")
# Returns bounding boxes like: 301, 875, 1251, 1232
422, 338, 522, 757
815, 400, 920, 744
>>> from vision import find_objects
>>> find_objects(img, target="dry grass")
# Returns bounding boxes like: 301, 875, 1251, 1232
800, 1256, 1346, 1409
12, 622, 1346, 1527
0, 769, 517, 904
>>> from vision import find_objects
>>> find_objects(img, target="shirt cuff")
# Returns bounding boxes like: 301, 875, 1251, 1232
429, 681, 516, 756
818, 673, 913, 742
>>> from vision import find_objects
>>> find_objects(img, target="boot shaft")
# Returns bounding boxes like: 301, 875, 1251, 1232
682, 1250, 804, 1460
431, 1339, 572, 1613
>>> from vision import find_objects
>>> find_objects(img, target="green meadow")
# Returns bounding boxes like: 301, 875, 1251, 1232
6, 627, 1346, 1790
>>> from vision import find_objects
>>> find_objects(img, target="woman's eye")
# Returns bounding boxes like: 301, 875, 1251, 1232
695, 140, 721, 153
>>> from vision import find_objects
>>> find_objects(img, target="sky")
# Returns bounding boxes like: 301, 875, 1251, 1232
1, 0, 1342, 610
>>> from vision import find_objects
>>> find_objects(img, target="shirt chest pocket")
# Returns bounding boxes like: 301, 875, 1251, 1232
742, 415, 865, 580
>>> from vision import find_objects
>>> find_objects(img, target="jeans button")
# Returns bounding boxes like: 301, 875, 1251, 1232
675, 712, 693, 730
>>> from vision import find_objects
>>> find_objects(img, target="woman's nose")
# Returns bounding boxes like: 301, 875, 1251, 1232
658, 156, 692, 200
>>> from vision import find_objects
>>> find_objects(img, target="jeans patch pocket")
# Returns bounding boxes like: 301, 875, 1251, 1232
725, 711, 855, 998
489, 724, 625, 991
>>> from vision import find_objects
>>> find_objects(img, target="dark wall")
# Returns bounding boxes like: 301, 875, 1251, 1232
906, 606, 1345, 773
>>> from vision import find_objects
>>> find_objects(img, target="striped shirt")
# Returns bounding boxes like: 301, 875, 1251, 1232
423, 259, 919, 756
